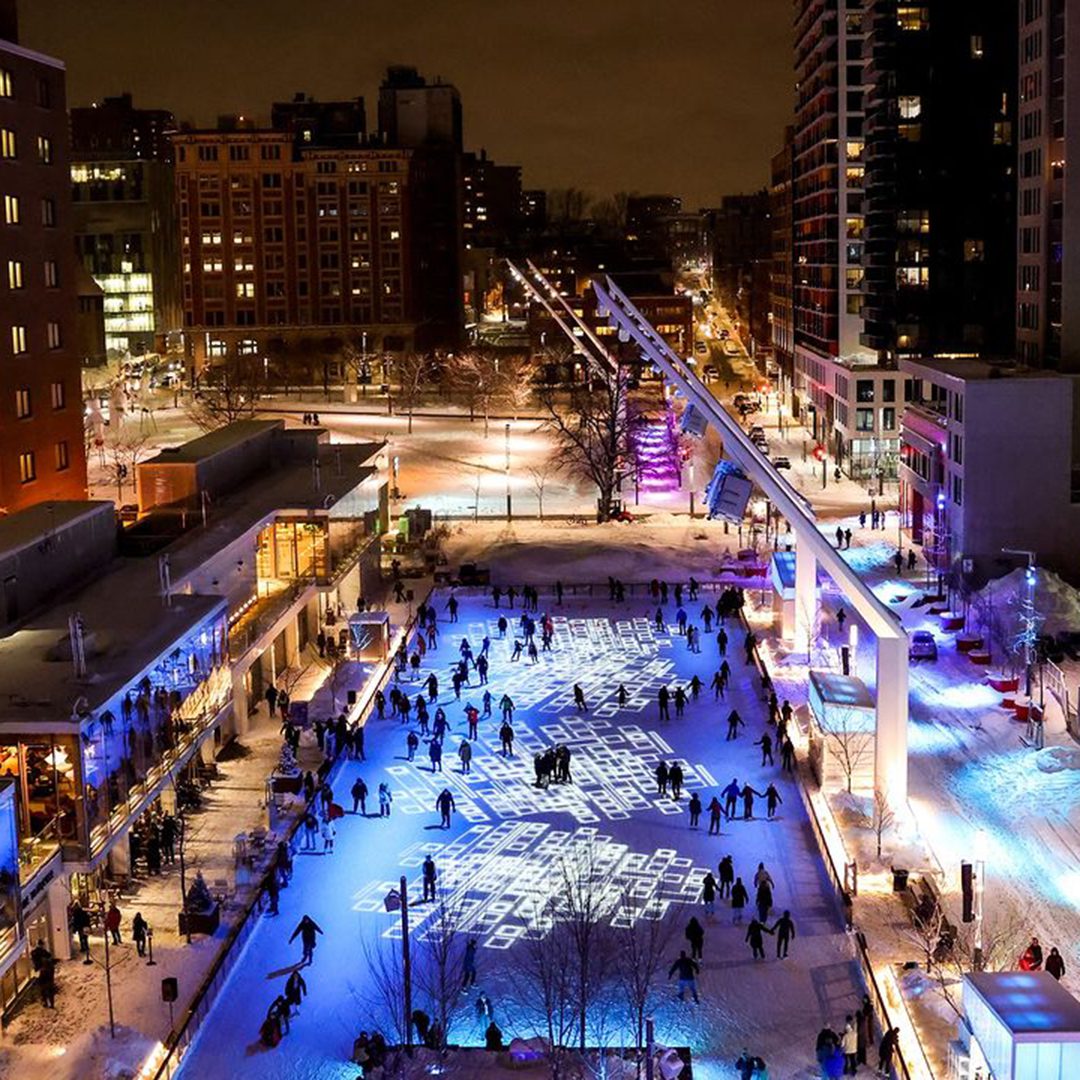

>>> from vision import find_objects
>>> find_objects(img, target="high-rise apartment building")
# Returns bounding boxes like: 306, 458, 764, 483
861, 1, 1016, 361
461, 149, 522, 249
1017, 0, 1080, 371
0, 21, 88, 511
770, 127, 795, 410
377, 66, 462, 151
71, 93, 181, 358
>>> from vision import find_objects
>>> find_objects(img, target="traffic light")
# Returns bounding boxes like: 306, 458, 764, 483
961, 861, 975, 922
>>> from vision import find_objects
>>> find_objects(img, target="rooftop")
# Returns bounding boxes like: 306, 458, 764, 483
0, 501, 113, 562
901, 356, 1066, 383
809, 670, 875, 710
141, 419, 281, 466
966, 971, 1080, 1037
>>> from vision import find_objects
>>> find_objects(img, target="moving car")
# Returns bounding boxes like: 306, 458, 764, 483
909, 630, 938, 662
772, 456, 792, 470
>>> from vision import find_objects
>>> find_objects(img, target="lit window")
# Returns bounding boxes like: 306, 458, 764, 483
897, 6, 929, 31
18, 452, 35, 484
208, 338, 227, 358
0, 69, 12, 98
0, 129, 16, 158
3, 194, 18, 224
55, 440, 69, 471
47, 321, 61, 349
7, 259, 22, 289
10, 325, 27, 354
37, 136, 53, 165
963, 239, 985, 262
897, 266, 930, 288
50, 381, 65, 409
238, 338, 258, 356
44, 260, 58, 287
899, 95, 922, 119
236, 282, 255, 298
15, 388, 30, 418
970, 34, 984, 59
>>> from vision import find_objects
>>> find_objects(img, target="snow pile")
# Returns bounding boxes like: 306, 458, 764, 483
1036, 746, 1080, 773
50, 1024, 159, 1080
980, 567, 1080, 637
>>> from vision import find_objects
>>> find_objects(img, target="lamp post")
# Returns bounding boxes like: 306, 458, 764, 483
399, 875, 413, 1051
973, 828, 987, 971
688, 461, 696, 518
98, 899, 117, 1038
505, 422, 512, 521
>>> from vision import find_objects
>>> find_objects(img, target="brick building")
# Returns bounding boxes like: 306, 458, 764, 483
0, 21, 88, 512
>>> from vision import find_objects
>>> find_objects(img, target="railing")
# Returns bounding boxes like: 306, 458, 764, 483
150, 586, 433, 1079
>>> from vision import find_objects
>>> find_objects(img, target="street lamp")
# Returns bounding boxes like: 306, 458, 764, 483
688, 461, 695, 517
505, 422, 512, 521
973, 828, 987, 970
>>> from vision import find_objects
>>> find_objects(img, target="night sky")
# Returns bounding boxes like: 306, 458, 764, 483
23, 0, 792, 209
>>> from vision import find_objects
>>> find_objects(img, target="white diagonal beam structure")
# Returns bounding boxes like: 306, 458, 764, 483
588, 274, 909, 809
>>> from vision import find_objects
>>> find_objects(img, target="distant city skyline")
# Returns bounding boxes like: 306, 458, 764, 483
22, 0, 792, 207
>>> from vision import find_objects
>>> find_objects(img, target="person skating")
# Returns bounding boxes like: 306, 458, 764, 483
688, 792, 702, 827
429, 739, 443, 773
446, 595, 459, 623
378, 782, 392, 817
685, 916, 705, 960
285, 969, 307, 1015
717, 627, 728, 657
302, 810, 319, 851
710, 670, 725, 701
773, 910, 796, 958
290, 915, 324, 965
465, 704, 480, 740
265, 865, 280, 915
658, 686, 670, 721
721, 777, 741, 820
485, 1020, 504, 1051
458, 739, 472, 774
482, 690, 492, 718
764, 783, 783, 819
780, 736, 796, 773
669, 762, 685, 800
674, 685, 687, 718
753, 731, 774, 766
755, 879, 773, 923
321, 818, 335, 853
718, 855, 734, 898
655, 607, 665, 632
726, 709, 744, 741
753, 862, 774, 890
655, 760, 669, 795
1047, 946, 1066, 980
745, 918, 772, 961
500, 694, 514, 721
436, 788, 456, 828
617, 684, 628, 707
702, 872, 718, 916
426, 673, 439, 703
422, 855, 437, 902
741, 784, 761, 820
667, 950, 701, 1003
406, 731, 419, 762
499, 721, 514, 756
702, 604, 713, 633
462, 938, 478, 988
573, 684, 587, 711
730, 877, 748, 924
707, 796, 723, 835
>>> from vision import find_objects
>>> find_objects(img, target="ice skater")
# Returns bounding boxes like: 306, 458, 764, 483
436, 788, 456, 828
668, 950, 701, 1003
721, 778, 741, 820
773, 910, 796, 958
726, 709, 745, 741
688, 792, 702, 828
289, 915, 324, 965
746, 918, 772, 961
754, 731, 774, 766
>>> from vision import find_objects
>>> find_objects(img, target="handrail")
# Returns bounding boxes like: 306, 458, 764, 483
150, 587, 434, 1079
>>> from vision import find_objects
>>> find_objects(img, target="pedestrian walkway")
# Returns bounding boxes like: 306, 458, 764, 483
178, 589, 871, 1079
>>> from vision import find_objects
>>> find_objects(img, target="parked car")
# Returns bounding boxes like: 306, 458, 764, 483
909, 630, 938, 662
772, 456, 792, 470
703, 365, 719, 382
695, 341, 708, 355
748, 426, 765, 439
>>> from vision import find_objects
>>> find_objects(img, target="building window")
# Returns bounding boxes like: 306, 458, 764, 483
6, 259, 22, 289
897, 266, 930, 288
0, 69, 11, 98
15, 388, 30, 419
18, 452, 35, 484
882, 380, 896, 403
37, 136, 53, 165
10, 325, 26, 354
50, 381, 65, 409
897, 7, 929, 31
899, 95, 922, 120
41, 198, 56, 226
0, 129, 16, 158
856, 379, 874, 403
855, 408, 875, 432
237, 338, 258, 356
882, 407, 896, 431
37, 78, 51, 108
963, 239, 985, 263
207, 338, 227, 358
44, 260, 58, 288
236, 282, 255, 298
55, 440, 70, 472
952, 475, 963, 507
970, 34, 984, 59
47, 321, 61, 349
3, 194, 18, 224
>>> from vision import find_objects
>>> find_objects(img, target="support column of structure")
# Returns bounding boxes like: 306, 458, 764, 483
875, 634, 909, 808
794, 538, 817, 657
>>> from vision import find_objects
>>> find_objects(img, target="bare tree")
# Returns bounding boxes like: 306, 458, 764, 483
540, 366, 636, 523
495, 353, 535, 420
447, 350, 501, 436
356, 929, 411, 1056
393, 352, 429, 434
187, 356, 263, 431
872, 788, 895, 861
413, 899, 469, 1051
528, 463, 554, 521
547, 188, 589, 225
613, 893, 681, 1074
819, 707, 874, 795
103, 426, 150, 501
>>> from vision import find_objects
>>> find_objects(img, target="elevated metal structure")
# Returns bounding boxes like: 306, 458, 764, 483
512, 258, 910, 808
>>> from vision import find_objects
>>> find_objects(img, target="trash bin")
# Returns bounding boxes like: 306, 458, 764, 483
892, 868, 909, 892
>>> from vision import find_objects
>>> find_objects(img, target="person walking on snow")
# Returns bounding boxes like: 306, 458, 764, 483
290, 915, 323, 965
1047, 947, 1066, 980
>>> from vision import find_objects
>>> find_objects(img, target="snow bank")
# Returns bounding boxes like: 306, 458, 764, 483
979, 567, 1080, 637
1036, 746, 1080, 773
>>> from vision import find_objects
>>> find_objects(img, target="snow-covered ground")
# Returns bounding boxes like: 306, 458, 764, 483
177, 591, 872, 1079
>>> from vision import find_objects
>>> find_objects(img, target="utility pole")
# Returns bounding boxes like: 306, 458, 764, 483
400, 874, 413, 1052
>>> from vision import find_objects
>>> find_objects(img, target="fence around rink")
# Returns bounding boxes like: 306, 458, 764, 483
146, 588, 433, 1079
